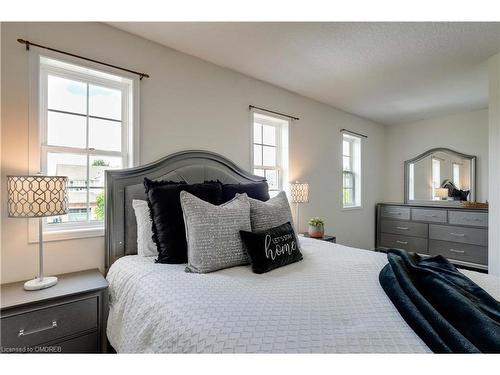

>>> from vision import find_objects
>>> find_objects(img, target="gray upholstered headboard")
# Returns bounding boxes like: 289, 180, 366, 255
104, 150, 265, 271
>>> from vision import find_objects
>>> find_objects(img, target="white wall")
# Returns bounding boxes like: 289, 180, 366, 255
383, 109, 489, 202
488, 54, 500, 276
1, 22, 386, 284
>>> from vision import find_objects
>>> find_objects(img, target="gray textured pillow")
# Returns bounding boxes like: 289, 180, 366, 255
248, 191, 295, 231
180, 191, 251, 273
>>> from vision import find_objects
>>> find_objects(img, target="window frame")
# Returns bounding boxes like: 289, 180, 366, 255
28, 51, 140, 242
250, 110, 289, 196
342, 133, 362, 209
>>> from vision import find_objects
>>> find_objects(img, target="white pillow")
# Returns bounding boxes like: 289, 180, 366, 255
132, 199, 157, 257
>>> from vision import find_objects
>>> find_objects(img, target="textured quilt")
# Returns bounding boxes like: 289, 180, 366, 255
106, 237, 500, 353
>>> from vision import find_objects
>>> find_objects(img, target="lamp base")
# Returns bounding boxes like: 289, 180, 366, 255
24, 276, 58, 291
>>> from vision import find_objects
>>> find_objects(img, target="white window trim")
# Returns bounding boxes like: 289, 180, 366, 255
27, 50, 140, 243
342, 133, 362, 209
250, 109, 289, 195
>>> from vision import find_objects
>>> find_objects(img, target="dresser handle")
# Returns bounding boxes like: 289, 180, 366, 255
396, 226, 409, 230
18, 320, 58, 337
424, 214, 438, 218
450, 232, 465, 237
449, 249, 465, 254
388, 211, 401, 215
396, 240, 408, 245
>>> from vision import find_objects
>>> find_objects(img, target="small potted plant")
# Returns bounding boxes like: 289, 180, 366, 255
308, 217, 325, 238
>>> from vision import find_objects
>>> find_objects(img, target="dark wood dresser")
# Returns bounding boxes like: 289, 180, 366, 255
376, 203, 488, 271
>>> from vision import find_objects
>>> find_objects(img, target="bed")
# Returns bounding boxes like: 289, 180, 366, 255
104, 150, 500, 353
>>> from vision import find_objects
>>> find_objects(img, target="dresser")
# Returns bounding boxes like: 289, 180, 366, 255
0, 269, 108, 353
376, 203, 488, 271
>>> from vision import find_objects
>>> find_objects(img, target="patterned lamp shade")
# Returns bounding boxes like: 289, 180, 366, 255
290, 181, 309, 203
7, 176, 68, 218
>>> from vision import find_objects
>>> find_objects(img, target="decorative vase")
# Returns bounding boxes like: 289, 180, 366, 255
308, 223, 324, 238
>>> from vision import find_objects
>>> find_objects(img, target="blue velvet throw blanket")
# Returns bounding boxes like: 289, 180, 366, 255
379, 249, 500, 353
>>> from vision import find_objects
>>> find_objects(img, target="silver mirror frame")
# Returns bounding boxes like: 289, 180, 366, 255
404, 147, 476, 206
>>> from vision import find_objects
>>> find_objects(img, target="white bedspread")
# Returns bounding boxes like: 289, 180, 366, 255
106, 237, 500, 353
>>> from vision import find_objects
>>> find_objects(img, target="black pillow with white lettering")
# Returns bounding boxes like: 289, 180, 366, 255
240, 222, 303, 274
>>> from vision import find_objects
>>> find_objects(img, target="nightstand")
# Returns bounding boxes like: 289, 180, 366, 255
1, 269, 108, 354
299, 233, 337, 243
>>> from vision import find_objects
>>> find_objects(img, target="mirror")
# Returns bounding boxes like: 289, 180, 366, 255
404, 148, 476, 205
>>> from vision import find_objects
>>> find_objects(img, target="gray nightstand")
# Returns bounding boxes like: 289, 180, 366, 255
299, 233, 337, 243
1, 269, 108, 354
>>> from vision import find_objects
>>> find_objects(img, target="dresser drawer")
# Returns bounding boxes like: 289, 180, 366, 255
380, 233, 428, 253
1, 297, 97, 348
380, 220, 427, 238
448, 211, 488, 227
411, 208, 447, 223
429, 224, 488, 247
429, 240, 488, 265
380, 206, 410, 220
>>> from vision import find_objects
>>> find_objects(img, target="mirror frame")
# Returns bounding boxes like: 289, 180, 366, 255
404, 147, 477, 206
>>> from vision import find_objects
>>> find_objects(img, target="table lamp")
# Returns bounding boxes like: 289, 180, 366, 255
290, 181, 309, 232
7, 175, 68, 290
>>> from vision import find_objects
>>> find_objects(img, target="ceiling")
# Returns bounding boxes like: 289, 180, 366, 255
108, 22, 500, 125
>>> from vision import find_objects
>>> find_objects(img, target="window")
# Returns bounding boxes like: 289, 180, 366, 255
342, 133, 361, 208
432, 157, 441, 200
251, 111, 289, 196
37, 56, 136, 235
453, 162, 461, 189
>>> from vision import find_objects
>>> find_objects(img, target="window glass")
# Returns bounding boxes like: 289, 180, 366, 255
262, 146, 276, 167
48, 75, 87, 114
342, 134, 361, 208
88, 118, 122, 152
253, 123, 262, 144
262, 124, 276, 146
251, 112, 289, 195
47, 112, 86, 148
89, 84, 122, 120
40, 58, 133, 232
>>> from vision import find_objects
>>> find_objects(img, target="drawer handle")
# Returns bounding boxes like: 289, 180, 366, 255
450, 249, 465, 254
450, 232, 465, 237
396, 226, 409, 230
388, 211, 401, 215
396, 240, 408, 245
18, 320, 58, 337
424, 214, 438, 218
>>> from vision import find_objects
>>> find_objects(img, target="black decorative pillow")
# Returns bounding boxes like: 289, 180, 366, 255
221, 181, 270, 203
144, 178, 223, 264
240, 222, 303, 274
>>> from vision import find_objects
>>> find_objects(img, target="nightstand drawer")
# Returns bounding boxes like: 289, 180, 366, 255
380, 233, 428, 253
429, 240, 488, 265
380, 219, 427, 238
1, 297, 97, 348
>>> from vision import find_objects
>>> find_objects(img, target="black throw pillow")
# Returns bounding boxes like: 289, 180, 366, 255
240, 222, 303, 274
221, 181, 270, 203
144, 178, 223, 264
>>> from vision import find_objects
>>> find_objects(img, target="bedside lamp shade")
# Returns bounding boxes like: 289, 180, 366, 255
7, 176, 68, 218
290, 182, 309, 203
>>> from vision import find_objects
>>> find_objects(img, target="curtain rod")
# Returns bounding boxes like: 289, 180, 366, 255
340, 128, 368, 139
17, 38, 150, 80
249, 105, 299, 121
